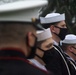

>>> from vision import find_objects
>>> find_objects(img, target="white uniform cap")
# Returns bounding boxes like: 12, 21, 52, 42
0, 0, 48, 22
62, 34, 76, 44
40, 13, 65, 24
37, 28, 52, 41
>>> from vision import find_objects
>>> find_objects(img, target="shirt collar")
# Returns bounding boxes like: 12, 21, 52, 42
53, 40, 59, 46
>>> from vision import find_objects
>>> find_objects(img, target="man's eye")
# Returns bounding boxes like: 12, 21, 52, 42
46, 43, 52, 48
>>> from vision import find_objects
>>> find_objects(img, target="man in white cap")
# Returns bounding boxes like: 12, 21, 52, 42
62, 34, 76, 67
33, 28, 74, 75
39, 13, 75, 75
40, 13, 68, 46
29, 28, 53, 71
0, 0, 51, 75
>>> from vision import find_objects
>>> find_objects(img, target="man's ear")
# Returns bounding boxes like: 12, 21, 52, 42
68, 46, 73, 52
50, 25, 55, 32
27, 32, 35, 47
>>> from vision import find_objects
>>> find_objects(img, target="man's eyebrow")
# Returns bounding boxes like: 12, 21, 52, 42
61, 24, 66, 26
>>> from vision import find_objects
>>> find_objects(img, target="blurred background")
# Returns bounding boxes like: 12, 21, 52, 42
0, 0, 76, 34
40, 0, 76, 35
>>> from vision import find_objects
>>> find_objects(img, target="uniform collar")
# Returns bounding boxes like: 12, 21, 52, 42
0, 47, 26, 59
64, 52, 76, 63
29, 59, 47, 71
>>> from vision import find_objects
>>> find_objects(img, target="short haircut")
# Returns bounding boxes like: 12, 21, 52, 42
0, 21, 36, 44
41, 22, 60, 29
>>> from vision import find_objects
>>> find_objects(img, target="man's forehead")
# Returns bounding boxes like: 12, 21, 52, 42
56, 20, 66, 27
43, 38, 53, 45
45, 37, 53, 41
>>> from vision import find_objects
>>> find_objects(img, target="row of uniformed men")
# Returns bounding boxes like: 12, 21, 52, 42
30, 12, 76, 75
0, 0, 75, 75
37, 13, 76, 74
